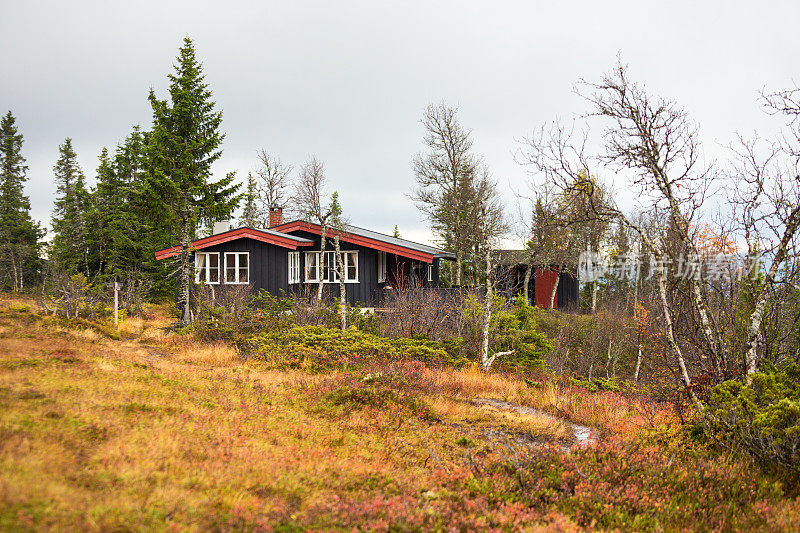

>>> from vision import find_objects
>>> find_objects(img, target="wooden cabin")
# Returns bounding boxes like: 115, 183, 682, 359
155, 212, 455, 306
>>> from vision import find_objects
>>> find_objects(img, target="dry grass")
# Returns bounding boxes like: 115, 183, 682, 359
425, 395, 572, 442
0, 299, 482, 530
2, 294, 785, 531
426, 364, 527, 401
171, 341, 241, 366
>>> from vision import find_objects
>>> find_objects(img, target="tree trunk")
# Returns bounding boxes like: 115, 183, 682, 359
455, 248, 463, 286
523, 262, 532, 304
591, 280, 597, 313
10, 248, 19, 293
605, 338, 613, 379
548, 270, 560, 309
633, 343, 643, 383
480, 246, 492, 370
317, 224, 328, 301
656, 271, 703, 411
179, 216, 192, 324
334, 235, 346, 330
744, 206, 800, 379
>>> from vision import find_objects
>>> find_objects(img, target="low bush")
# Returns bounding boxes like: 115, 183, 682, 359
708, 363, 800, 479
246, 324, 469, 370
463, 295, 552, 370
569, 376, 624, 393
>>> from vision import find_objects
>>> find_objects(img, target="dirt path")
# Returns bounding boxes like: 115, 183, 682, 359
473, 398, 597, 451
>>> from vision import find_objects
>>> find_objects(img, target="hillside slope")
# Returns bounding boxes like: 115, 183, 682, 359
1, 297, 797, 531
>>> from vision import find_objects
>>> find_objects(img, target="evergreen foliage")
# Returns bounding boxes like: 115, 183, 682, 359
240, 172, 259, 227
51, 138, 89, 274
144, 37, 239, 320
0, 111, 43, 290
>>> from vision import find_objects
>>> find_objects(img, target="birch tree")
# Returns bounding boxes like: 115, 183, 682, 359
518, 62, 712, 410
473, 168, 510, 370
329, 192, 347, 330
411, 103, 481, 286
731, 87, 800, 380
293, 156, 332, 300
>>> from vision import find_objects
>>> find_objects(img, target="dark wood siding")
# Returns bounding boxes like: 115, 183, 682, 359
195, 237, 291, 297
289, 230, 380, 305
193, 232, 445, 306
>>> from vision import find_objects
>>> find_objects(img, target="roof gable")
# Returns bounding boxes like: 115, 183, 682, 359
154, 227, 313, 260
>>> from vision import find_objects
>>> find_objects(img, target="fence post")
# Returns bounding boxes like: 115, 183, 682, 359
114, 282, 122, 326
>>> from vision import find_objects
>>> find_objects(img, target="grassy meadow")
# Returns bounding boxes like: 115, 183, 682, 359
1, 295, 798, 531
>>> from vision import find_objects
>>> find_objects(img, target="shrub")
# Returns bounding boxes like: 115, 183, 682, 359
247, 325, 469, 370
191, 287, 292, 343
39, 272, 105, 319
463, 295, 552, 369
708, 363, 800, 477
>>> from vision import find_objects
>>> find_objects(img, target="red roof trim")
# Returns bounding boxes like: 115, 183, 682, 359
154, 227, 312, 260
270, 220, 435, 263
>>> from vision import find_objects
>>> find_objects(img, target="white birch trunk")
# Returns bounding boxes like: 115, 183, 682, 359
633, 343, 643, 383
656, 271, 703, 411
744, 206, 800, 379
548, 270, 559, 309
523, 262, 532, 304
316, 224, 327, 301
334, 235, 346, 331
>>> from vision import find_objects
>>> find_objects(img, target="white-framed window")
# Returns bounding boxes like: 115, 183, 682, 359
195, 252, 220, 284
377, 251, 387, 283
224, 252, 249, 284
288, 251, 300, 284
305, 251, 320, 282
304, 251, 358, 283
427, 263, 433, 282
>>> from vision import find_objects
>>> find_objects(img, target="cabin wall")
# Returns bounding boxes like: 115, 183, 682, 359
194, 233, 444, 306
288, 230, 380, 305
195, 237, 290, 296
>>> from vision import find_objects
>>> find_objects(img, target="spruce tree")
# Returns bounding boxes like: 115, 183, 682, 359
86, 147, 118, 277
240, 172, 258, 227
51, 138, 89, 274
146, 37, 239, 322
0, 111, 42, 290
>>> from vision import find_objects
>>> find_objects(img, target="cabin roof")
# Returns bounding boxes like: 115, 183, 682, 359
154, 226, 313, 260
270, 219, 456, 263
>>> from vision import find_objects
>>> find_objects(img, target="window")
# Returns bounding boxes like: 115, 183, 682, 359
305, 251, 358, 283
305, 251, 320, 282
288, 252, 300, 284
377, 251, 387, 283
195, 252, 219, 284
224, 252, 249, 284
427, 263, 433, 282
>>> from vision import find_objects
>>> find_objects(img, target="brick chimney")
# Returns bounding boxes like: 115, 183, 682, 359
269, 207, 283, 228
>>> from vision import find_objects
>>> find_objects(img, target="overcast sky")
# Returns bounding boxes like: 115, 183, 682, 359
1, 1, 798, 246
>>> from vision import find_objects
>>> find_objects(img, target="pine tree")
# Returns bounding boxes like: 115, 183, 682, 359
0, 111, 42, 290
146, 37, 239, 322
392, 225, 401, 239
51, 138, 89, 274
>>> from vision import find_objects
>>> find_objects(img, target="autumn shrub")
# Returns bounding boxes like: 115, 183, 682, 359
708, 362, 800, 479
191, 286, 292, 343
569, 376, 625, 393
39, 272, 107, 319
375, 286, 468, 341
462, 295, 552, 370
247, 324, 469, 370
